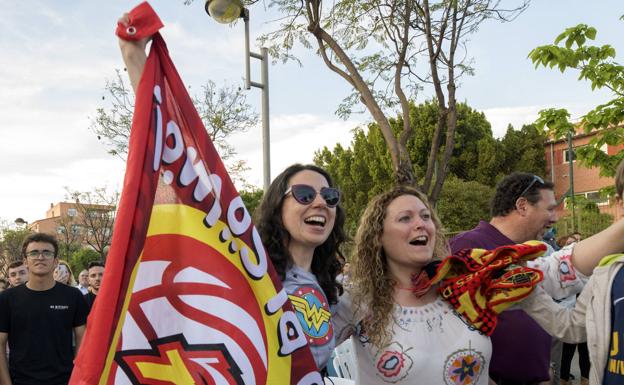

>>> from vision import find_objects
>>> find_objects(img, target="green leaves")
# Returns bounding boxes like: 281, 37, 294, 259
531, 17, 624, 177
314, 101, 546, 234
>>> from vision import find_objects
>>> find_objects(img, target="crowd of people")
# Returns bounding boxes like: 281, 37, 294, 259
1, 9, 623, 385
0, 239, 105, 385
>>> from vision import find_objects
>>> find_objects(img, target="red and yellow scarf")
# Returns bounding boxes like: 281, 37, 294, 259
412, 241, 546, 335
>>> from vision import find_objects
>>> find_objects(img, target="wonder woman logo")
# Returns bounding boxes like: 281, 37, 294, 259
288, 287, 332, 346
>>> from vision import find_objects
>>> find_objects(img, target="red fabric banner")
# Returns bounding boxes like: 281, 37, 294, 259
69, 3, 321, 384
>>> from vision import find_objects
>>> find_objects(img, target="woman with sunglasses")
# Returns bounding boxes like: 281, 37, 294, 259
255, 164, 346, 372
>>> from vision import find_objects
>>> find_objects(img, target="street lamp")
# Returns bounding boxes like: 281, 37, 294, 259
205, 0, 271, 191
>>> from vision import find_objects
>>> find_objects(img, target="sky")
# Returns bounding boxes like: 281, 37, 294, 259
0, 0, 622, 224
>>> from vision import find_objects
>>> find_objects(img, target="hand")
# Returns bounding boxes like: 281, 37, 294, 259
54, 266, 69, 284
117, 12, 149, 92
117, 13, 150, 55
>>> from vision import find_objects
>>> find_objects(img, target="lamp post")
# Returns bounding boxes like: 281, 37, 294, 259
205, 0, 271, 191
567, 130, 577, 232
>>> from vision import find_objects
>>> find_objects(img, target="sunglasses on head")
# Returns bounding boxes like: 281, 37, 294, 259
284, 184, 341, 208
519, 175, 545, 198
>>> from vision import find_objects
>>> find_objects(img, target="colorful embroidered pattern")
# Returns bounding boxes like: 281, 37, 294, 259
443, 348, 485, 385
375, 343, 413, 383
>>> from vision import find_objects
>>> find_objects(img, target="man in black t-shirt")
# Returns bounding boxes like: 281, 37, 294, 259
84, 261, 104, 313
0, 233, 88, 385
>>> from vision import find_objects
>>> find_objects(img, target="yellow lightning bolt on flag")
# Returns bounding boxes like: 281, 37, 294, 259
136, 349, 195, 385
289, 295, 331, 332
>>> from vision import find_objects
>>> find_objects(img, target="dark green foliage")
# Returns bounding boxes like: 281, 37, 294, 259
1, 228, 32, 262
436, 176, 495, 234
498, 124, 548, 178
240, 188, 264, 218
69, 248, 102, 277
315, 101, 543, 234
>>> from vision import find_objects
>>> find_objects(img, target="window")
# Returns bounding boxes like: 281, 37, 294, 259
563, 148, 577, 163
68, 208, 77, 217
564, 143, 608, 163
576, 191, 609, 206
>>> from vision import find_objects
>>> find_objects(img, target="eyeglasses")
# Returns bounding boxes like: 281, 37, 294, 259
284, 184, 341, 208
519, 175, 545, 198
25, 250, 55, 259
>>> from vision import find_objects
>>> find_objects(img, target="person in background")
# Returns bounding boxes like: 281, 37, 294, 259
337, 262, 351, 286
84, 261, 104, 313
0, 280, 7, 293
7, 261, 27, 288
520, 157, 624, 385
0, 233, 88, 385
543, 227, 560, 251
76, 269, 89, 295
450, 172, 594, 385
53, 260, 76, 286
550, 234, 583, 385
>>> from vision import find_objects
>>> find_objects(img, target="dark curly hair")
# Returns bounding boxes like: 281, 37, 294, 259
491, 172, 554, 217
255, 164, 346, 305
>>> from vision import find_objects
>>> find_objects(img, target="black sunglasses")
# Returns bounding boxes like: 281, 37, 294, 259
284, 184, 341, 208
519, 175, 545, 198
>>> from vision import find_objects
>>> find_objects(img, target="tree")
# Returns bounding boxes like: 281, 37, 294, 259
0, 226, 32, 278
530, 21, 624, 177
240, 188, 264, 218
498, 123, 548, 177
56, 214, 84, 261
436, 176, 495, 233
68, 248, 101, 277
90, 70, 258, 185
402, 100, 500, 186
315, 101, 501, 233
261, 0, 528, 202
66, 187, 119, 260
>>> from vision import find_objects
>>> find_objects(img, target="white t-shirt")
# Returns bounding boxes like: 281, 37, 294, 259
336, 296, 491, 384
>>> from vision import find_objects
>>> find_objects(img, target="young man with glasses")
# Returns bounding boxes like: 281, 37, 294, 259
0, 233, 89, 385
449, 172, 624, 385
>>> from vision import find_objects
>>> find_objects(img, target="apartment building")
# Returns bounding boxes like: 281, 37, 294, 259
545, 128, 624, 224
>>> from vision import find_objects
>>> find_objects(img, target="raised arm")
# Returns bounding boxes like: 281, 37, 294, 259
117, 13, 149, 93
571, 218, 624, 276
519, 284, 588, 344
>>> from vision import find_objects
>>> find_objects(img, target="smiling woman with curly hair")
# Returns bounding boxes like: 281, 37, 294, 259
333, 185, 493, 384
350, 186, 448, 348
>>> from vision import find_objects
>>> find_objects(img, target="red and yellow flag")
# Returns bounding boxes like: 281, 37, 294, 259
70, 3, 321, 384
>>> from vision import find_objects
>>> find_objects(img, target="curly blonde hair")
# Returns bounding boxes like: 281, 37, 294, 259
350, 185, 448, 348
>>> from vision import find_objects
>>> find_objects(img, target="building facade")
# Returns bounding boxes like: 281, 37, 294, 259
545, 128, 624, 232
28, 201, 115, 252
